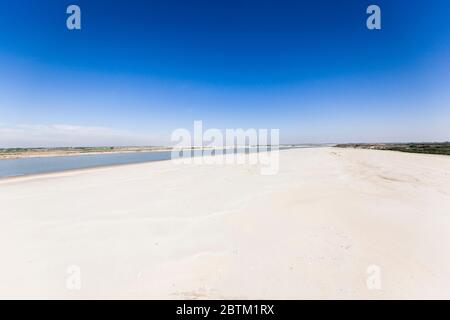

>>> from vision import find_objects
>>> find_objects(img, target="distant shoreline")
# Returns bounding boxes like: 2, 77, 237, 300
0, 146, 234, 160
0, 145, 316, 160
336, 142, 450, 156
0, 146, 173, 160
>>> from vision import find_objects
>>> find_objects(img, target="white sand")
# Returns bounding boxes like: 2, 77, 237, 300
1, 147, 450, 299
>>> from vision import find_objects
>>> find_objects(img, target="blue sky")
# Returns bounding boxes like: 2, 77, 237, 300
0, 0, 449, 147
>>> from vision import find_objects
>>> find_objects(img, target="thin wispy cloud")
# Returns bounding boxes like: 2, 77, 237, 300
0, 124, 163, 148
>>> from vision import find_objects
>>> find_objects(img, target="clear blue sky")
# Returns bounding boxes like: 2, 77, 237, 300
0, 0, 449, 147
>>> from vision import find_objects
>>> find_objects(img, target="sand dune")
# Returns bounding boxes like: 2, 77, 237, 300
1, 147, 450, 299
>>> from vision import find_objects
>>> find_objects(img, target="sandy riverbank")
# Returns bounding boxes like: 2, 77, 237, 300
0, 147, 172, 160
1, 147, 450, 299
